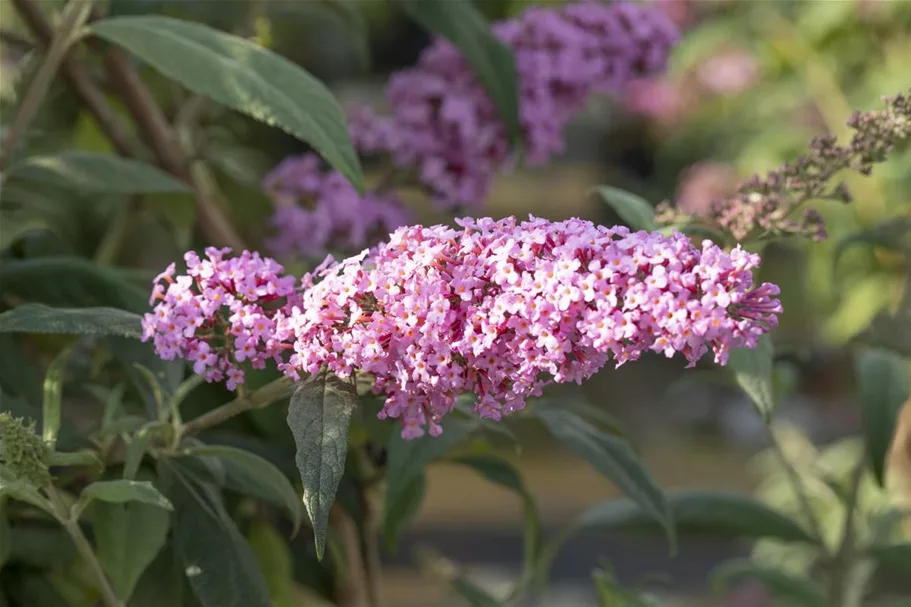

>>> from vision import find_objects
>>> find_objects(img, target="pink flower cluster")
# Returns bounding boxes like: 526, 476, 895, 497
352, 0, 679, 208
263, 1, 678, 258
263, 154, 412, 258
278, 216, 781, 438
141, 248, 297, 390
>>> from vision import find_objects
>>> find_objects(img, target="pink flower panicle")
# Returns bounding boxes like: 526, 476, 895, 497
263, 1, 678, 257
141, 247, 297, 390
263, 154, 412, 258
279, 216, 781, 439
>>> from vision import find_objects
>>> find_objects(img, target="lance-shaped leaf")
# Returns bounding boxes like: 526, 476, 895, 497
287, 371, 358, 560
536, 408, 674, 550
727, 334, 776, 421
5, 151, 189, 194
382, 472, 426, 552
89, 16, 364, 192
180, 444, 303, 535
0, 304, 143, 339
42, 347, 72, 449
75, 479, 173, 515
594, 186, 658, 232
855, 348, 910, 486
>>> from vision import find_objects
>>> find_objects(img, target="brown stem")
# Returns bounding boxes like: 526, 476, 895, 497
100, 46, 246, 250
10, 0, 139, 158
330, 504, 371, 607
0, 0, 93, 170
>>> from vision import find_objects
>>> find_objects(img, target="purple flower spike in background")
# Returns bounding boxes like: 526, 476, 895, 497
263, 1, 679, 259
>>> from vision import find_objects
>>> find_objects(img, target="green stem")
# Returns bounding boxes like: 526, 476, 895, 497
828, 459, 868, 607
46, 486, 123, 607
766, 427, 828, 549
177, 376, 297, 439
0, 0, 93, 171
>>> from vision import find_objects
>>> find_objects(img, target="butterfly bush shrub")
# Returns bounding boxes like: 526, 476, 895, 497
1, 0, 910, 606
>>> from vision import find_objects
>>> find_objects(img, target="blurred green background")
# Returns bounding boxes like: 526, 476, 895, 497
2, 0, 910, 605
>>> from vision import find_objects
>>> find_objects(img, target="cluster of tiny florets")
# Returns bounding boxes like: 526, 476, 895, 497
276, 216, 781, 438
0, 412, 51, 487
657, 88, 911, 242
141, 247, 297, 390
263, 0, 678, 258
263, 153, 412, 258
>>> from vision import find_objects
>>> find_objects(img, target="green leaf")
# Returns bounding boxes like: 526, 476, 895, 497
868, 542, 911, 574
574, 490, 817, 544
286, 371, 358, 560
384, 417, 477, 542
452, 455, 541, 597
0, 257, 147, 312
0, 466, 53, 514
593, 186, 658, 232
5, 151, 189, 194
127, 546, 185, 607
124, 426, 156, 481
834, 217, 911, 269
855, 348, 910, 486
394, 0, 520, 146
726, 334, 776, 422
711, 559, 827, 607
89, 16, 364, 192
180, 444, 303, 535
76, 480, 174, 514
47, 450, 103, 471
382, 472, 426, 552
94, 499, 171, 602
246, 520, 299, 607
42, 347, 72, 449
536, 408, 674, 550
166, 461, 272, 607
0, 334, 42, 406
0, 304, 143, 338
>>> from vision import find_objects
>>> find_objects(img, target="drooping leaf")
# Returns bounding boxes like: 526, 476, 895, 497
711, 559, 827, 607
76, 480, 174, 514
727, 334, 776, 421
180, 444, 303, 535
286, 371, 358, 560
855, 348, 910, 486
0, 257, 147, 312
42, 347, 72, 449
593, 186, 658, 232
393, 0, 520, 146
165, 461, 272, 607
89, 16, 364, 192
0, 304, 144, 339
5, 151, 189, 194
573, 490, 817, 544
94, 499, 171, 602
536, 408, 674, 550
452, 454, 541, 593
382, 472, 426, 552
384, 417, 477, 542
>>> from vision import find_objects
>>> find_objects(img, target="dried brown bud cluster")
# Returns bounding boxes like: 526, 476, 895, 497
657, 89, 911, 243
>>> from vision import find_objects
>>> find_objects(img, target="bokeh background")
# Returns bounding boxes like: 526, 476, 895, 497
2, 0, 911, 605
